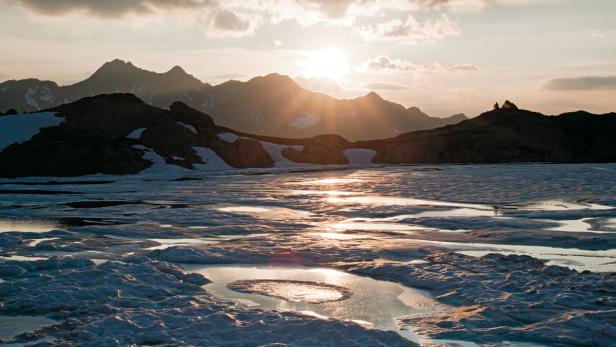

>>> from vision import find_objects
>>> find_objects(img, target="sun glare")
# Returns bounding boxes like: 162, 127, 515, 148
302, 47, 350, 80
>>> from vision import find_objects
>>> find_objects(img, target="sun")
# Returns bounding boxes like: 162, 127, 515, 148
302, 47, 350, 80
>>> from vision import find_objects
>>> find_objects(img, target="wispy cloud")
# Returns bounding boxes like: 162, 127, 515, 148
356, 14, 461, 44
12, 0, 216, 17
447, 64, 479, 72
413, 0, 560, 12
362, 82, 408, 90
357, 55, 478, 74
357, 55, 423, 73
546, 76, 616, 91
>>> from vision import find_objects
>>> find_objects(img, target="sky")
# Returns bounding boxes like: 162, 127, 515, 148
0, 0, 615, 117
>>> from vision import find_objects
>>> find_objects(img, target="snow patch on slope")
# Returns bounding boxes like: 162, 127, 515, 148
133, 145, 189, 175
126, 128, 146, 140
343, 149, 376, 165
218, 132, 239, 144
259, 141, 304, 167
289, 98, 320, 129
24, 87, 55, 110
193, 146, 233, 170
177, 122, 197, 135
0, 112, 64, 151
289, 112, 320, 129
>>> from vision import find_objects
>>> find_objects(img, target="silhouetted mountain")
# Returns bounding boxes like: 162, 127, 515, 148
360, 102, 616, 164
0, 59, 466, 140
202, 74, 466, 140
0, 95, 615, 178
64, 59, 206, 99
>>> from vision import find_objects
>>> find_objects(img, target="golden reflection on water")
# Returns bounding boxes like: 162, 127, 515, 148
0, 219, 60, 233
294, 178, 363, 185
216, 205, 313, 220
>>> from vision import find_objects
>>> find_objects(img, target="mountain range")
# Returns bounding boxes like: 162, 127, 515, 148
0, 93, 615, 178
0, 59, 466, 141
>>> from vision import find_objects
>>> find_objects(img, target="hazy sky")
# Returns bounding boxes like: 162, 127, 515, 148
1, 0, 615, 117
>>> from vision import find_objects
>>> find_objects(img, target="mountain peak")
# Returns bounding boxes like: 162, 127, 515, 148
166, 65, 187, 75
365, 91, 382, 100
93, 59, 140, 76
247, 73, 300, 90
103, 59, 134, 68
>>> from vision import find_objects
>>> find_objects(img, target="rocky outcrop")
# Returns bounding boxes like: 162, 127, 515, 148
502, 100, 518, 109
368, 106, 616, 164
211, 138, 274, 168
0, 94, 271, 177
1, 108, 18, 116
280, 134, 350, 164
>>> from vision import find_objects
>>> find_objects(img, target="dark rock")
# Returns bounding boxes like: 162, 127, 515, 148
211, 138, 274, 168
170, 101, 214, 129
502, 100, 518, 110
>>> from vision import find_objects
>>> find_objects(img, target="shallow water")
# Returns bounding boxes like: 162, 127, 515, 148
1, 164, 616, 345
186, 265, 450, 343
0, 219, 61, 233
0, 315, 56, 341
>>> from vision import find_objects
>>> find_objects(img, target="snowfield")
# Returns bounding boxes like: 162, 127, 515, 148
217, 132, 239, 144
177, 121, 197, 134
343, 148, 376, 165
0, 164, 615, 346
0, 112, 64, 151
259, 141, 305, 167
126, 127, 146, 139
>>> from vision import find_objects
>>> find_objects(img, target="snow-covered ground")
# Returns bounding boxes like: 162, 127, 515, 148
0, 164, 615, 346
0, 112, 64, 151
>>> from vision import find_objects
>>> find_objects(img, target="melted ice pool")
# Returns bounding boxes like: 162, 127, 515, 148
186, 265, 451, 343
0, 219, 60, 233
0, 315, 56, 341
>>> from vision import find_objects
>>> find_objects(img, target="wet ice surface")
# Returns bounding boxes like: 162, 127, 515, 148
0, 315, 56, 341
1, 164, 616, 346
187, 265, 450, 344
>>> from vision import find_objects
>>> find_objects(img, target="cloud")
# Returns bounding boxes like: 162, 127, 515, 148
362, 82, 408, 90
356, 14, 461, 43
298, 0, 356, 18
447, 64, 479, 72
203, 7, 262, 37
357, 55, 423, 73
358, 55, 479, 75
412, 0, 559, 12
546, 76, 616, 91
12, 0, 216, 17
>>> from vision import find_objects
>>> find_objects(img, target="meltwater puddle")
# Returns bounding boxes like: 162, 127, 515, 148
185, 265, 453, 344
0, 315, 56, 342
0, 219, 61, 233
